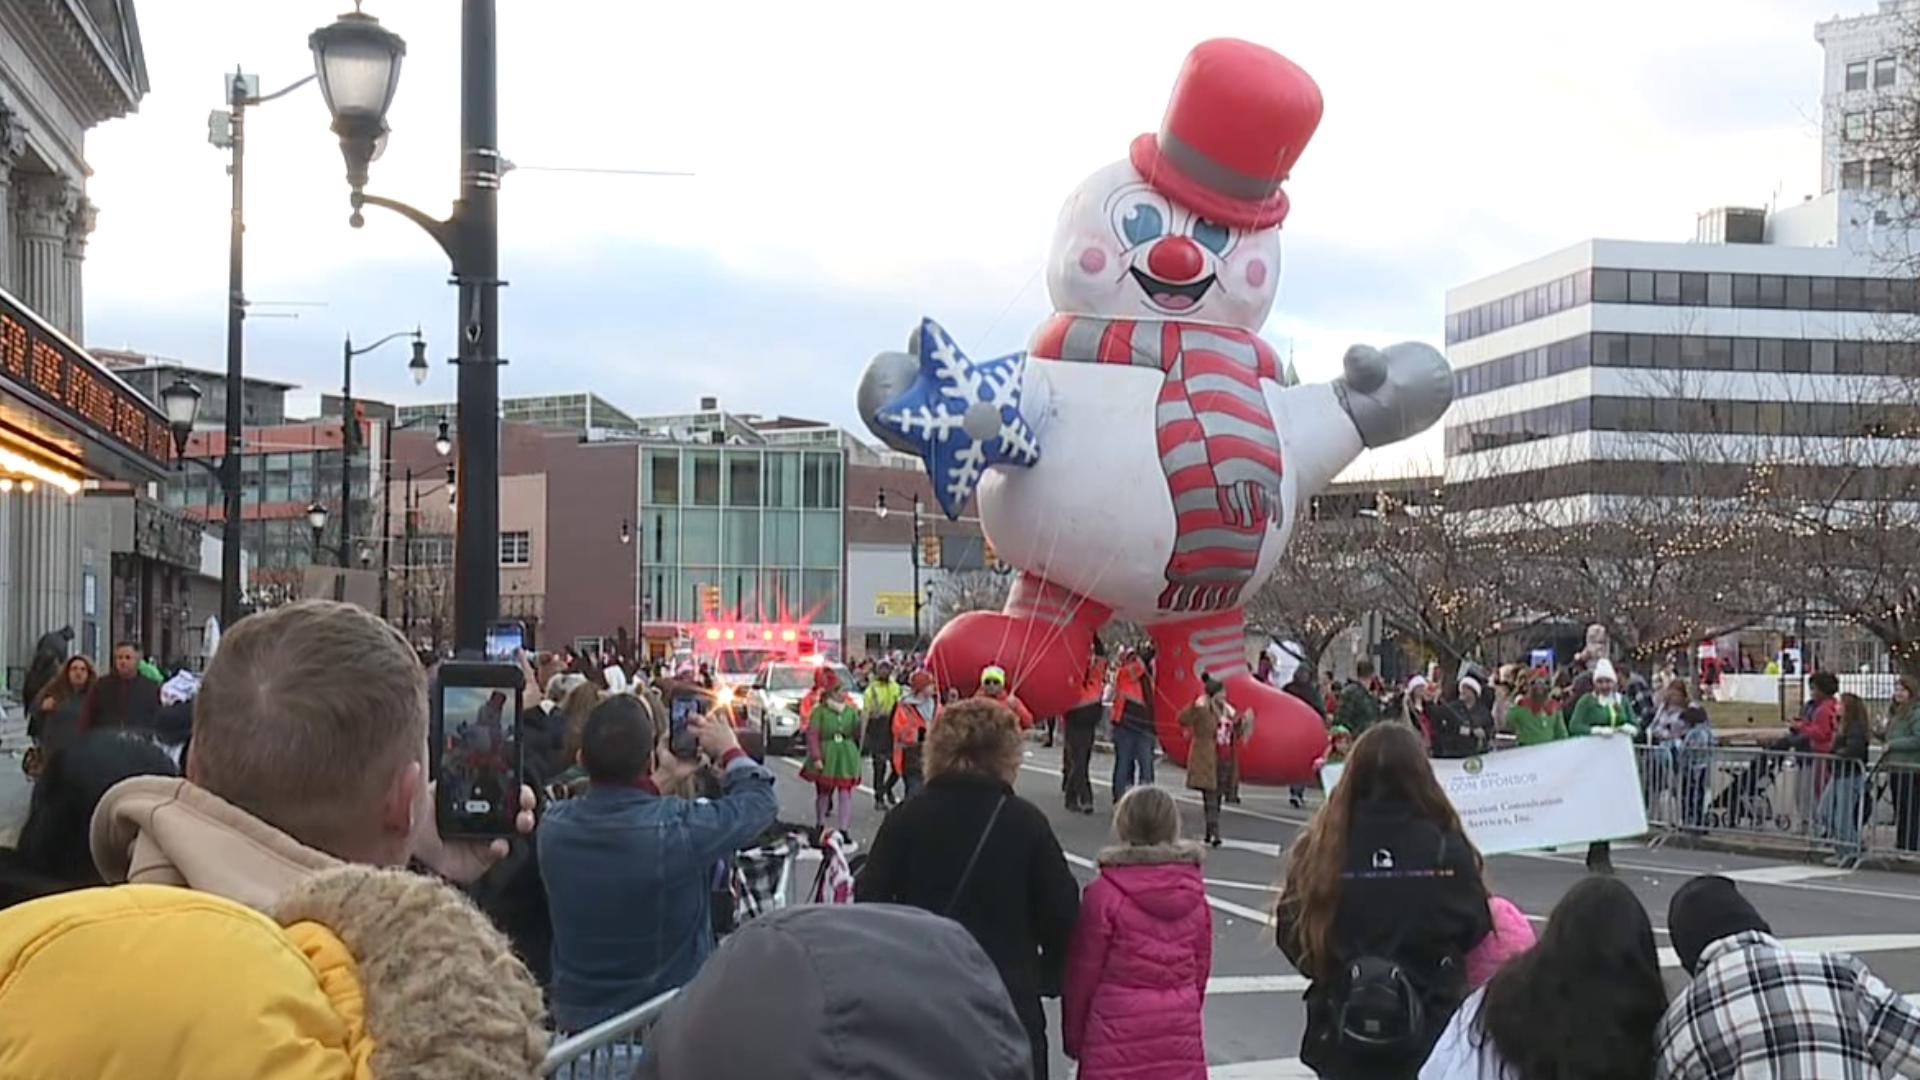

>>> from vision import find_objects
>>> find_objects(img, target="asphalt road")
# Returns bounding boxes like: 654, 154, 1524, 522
765, 737, 1920, 1079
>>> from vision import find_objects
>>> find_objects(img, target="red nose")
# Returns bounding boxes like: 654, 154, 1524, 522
1146, 236, 1206, 282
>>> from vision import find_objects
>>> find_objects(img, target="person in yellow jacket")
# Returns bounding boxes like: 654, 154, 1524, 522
0, 864, 546, 1079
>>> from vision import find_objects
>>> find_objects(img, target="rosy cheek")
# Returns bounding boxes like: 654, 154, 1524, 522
1078, 247, 1108, 275
1244, 259, 1269, 289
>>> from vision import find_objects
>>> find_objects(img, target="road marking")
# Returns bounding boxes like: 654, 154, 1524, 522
1205, 876, 1282, 894
1209, 974, 1309, 995
1718, 864, 1857, 885
1218, 838, 1284, 858
1208, 1058, 1315, 1078
1064, 851, 1277, 926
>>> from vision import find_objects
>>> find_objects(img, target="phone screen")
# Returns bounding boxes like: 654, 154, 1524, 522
485, 622, 524, 663
668, 691, 703, 760
433, 680, 523, 838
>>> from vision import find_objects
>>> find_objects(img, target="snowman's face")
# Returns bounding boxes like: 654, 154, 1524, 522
1046, 159, 1281, 331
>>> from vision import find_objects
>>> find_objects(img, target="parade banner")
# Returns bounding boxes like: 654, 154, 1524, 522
1320, 736, 1647, 856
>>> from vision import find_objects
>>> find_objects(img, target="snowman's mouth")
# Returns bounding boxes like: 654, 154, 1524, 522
1128, 267, 1216, 312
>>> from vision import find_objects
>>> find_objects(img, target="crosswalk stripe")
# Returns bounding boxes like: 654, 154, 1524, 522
1718, 864, 1857, 885
1207, 1058, 1315, 1078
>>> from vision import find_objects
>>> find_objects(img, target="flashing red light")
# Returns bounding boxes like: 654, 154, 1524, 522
724, 629, 736, 641
704, 628, 721, 641
781, 629, 797, 642
762, 630, 774, 641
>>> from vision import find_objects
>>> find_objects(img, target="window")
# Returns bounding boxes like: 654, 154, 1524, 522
1846, 111, 1868, 141
725, 452, 761, 507
689, 451, 721, 506
1680, 272, 1708, 305
1785, 276, 1811, 309
1876, 108, 1900, 139
499, 531, 531, 566
1593, 269, 1629, 302
1876, 56, 1897, 89
1628, 270, 1655, 303
1847, 60, 1869, 92
646, 450, 679, 505
1842, 160, 1866, 190
1654, 271, 1681, 304
1732, 275, 1758, 306
1707, 273, 1732, 306
1869, 159, 1895, 189
1757, 276, 1785, 307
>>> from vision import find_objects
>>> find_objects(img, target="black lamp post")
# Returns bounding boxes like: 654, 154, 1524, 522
306, 501, 331, 562
209, 65, 319, 630
874, 489, 925, 649
338, 327, 426, 571
162, 377, 252, 609
312, 1, 501, 657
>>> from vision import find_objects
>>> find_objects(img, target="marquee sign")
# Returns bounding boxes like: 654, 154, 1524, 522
0, 288, 171, 474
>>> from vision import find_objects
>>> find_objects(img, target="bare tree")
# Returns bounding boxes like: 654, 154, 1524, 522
929, 570, 1013, 630
1244, 507, 1375, 674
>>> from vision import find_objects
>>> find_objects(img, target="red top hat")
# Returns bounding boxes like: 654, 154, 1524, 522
1130, 39, 1324, 231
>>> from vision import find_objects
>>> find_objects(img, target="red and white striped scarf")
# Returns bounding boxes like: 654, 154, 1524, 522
1030, 316, 1286, 613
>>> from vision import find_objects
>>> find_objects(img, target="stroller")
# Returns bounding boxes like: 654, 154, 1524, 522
1704, 733, 1801, 831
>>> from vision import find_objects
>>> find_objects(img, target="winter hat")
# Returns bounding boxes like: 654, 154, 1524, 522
637, 904, 1030, 1080
811, 664, 838, 691
1669, 875, 1770, 975
1458, 676, 1482, 699
1591, 658, 1618, 686
1202, 674, 1225, 696
1406, 675, 1430, 695
980, 664, 1007, 687
909, 670, 935, 692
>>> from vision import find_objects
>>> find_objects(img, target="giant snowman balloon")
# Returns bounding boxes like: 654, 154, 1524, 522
858, 39, 1452, 783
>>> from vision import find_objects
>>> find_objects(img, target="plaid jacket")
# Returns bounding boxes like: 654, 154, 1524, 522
1655, 931, 1920, 1079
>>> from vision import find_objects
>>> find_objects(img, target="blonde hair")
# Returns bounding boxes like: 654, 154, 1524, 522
1113, 786, 1179, 847
925, 699, 1022, 782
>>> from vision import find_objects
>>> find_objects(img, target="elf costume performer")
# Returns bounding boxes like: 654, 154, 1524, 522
802, 665, 863, 834
858, 39, 1452, 783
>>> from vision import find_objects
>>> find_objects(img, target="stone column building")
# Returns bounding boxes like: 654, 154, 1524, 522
0, 1, 149, 680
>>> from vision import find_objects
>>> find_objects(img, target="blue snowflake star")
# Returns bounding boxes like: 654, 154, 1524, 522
874, 318, 1041, 520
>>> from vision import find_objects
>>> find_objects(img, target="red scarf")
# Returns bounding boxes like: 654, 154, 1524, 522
1031, 315, 1287, 613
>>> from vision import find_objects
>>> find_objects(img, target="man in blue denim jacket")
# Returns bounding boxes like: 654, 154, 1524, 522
538, 694, 778, 1031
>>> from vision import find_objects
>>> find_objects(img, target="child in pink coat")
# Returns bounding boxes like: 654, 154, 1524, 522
1063, 786, 1212, 1080
1465, 895, 1537, 989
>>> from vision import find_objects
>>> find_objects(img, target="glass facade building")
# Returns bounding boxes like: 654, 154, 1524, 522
636, 444, 844, 625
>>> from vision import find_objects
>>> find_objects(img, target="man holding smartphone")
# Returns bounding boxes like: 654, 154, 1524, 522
538, 694, 777, 1033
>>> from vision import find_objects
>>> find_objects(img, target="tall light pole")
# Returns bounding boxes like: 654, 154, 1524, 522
874, 489, 924, 649
208, 67, 316, 627
311, 1, 501, 656
338, 327, 426, 570
380, 413, 449, 619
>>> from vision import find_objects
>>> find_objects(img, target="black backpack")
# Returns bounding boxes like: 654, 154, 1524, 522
1331, 833, 1448, 1060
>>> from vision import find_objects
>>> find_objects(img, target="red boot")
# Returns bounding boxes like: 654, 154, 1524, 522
926, 573, 1108, 719
1149, 614, 1327, 785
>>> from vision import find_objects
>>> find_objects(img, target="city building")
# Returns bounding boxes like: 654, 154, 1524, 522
1442, 3, 1920, 522
384, 414, 852, 659
99, 349, 293, 429
397, 391, 639, 438
77, 492, 232, 665
845, 462, 996, 657
0, 1, 158, 682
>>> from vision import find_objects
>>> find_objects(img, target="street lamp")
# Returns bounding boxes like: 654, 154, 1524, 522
377, 411, 450, 620
208, 65, 318, 628
433, 417, 451, 457
159, 378, 202, 440
874, 489, 926, 649
309, 4, 406, 195
307, 501, 330, 564
339, 326, 427, 570
313, 0, 504, 657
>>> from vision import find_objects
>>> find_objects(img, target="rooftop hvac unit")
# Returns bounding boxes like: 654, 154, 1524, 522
1696, 207, 1767, 244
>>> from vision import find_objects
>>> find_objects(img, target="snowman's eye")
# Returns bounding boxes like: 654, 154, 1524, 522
1110, 192, 1170, 248
1192, 218, 1231, 255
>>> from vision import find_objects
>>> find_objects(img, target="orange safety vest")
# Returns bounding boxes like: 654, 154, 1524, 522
1073, 658, 1109, 712
891, 698, 934, 776
1110, 659, 1148, 725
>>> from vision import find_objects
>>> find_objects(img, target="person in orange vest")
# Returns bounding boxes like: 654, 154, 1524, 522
1061, 639, 1109, 815
1110, 646, 1155, 802
890, 670, 939, 800
976, 665, 1034, 729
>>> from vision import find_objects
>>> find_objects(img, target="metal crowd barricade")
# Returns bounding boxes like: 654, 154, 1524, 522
541, 989, 679, 1078
1633, 743, 1875, 865
1858, 759, 1920, 870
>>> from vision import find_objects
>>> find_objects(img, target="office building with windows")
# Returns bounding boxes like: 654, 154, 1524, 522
1444, 4, 1920, 522
1818, 1, 1915, 196
398, 391, 639, 438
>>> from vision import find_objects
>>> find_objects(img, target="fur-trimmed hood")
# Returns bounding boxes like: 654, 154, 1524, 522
275, 865, 550, 1080
0, 867, 548, 1080
1097, 840, 1206, 867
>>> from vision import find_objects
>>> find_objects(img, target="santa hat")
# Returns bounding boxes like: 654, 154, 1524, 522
1458, 676, 1483, 698
1592, 658, 1618, 685
1406, 675, 1430, 694
1130, 39, 1324, 230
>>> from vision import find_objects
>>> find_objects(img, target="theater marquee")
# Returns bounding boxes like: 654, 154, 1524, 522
0, 286, 172, 482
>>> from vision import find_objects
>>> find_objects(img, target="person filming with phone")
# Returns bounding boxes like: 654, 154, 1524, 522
538, 693, 778, 1034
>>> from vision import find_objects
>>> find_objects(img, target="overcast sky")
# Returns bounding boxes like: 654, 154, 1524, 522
83, 0, 1847, 475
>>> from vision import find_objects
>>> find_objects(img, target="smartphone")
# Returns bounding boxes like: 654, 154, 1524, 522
667, 689, 705, 761
431, 661, 524, 840
485, 621, 525, 663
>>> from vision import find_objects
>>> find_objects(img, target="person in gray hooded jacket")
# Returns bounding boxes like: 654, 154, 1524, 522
638, 903, 1034, 1079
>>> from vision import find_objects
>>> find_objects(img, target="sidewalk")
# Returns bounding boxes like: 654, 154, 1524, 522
0, 704, 28, 846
